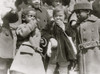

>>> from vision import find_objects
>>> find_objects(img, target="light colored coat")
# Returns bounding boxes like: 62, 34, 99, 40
10, 21, 45, 74
75, 15, 100, 74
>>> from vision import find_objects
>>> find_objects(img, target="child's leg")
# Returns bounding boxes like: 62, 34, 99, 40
46, 63, 56, 74
47, 38, 58, 57
58, 62, 69, 74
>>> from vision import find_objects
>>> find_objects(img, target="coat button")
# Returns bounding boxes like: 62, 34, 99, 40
5, 32, 9, 36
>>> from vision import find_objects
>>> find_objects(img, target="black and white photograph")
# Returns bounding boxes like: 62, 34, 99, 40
0, 0, 100, 74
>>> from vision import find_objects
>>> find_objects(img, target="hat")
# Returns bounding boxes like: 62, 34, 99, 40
74, 2, 92, 10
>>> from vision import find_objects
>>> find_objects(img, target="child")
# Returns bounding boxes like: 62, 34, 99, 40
27, 0, 50, 31
46, 6, 76, 74
71, 2, 100, 74
27, 0, 59, 70
45, 0, 69, 21
10, 8, 45, 74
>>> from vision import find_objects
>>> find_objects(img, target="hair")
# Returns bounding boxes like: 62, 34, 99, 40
53, 6, 69, 20
21, 7, 36, 23
27, 0, 43, 6
45, 0, 69, 6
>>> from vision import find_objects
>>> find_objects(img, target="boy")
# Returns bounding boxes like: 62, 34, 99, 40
27, 0, 50, 31
10, 8, 45, 74
71, 2, 100, 74
46, 6, 76, 74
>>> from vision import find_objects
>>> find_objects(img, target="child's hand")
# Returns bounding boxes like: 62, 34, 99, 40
47, 48, 52, 57
55, 20, 65, 31
28, 19, 37, 26
35, 47, 43, 53
16, 24, 25, 35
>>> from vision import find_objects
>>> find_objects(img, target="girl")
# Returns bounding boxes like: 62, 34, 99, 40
46, 6, 77, 74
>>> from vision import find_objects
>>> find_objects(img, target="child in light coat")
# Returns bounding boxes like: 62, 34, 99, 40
10, 8, 45, 74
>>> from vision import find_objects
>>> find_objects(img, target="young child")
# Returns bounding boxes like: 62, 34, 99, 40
26, 0, 59, 70
10, 8, 45, 74
45, 0, 69, 21
27, 0, 50, 31
71, 2, 100, 74
46, 6, 76, 74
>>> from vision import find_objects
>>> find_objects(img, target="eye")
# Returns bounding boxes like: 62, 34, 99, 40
30, 15, 33, 17
28, 15, 33, 17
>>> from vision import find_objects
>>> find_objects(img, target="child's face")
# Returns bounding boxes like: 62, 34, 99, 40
25, 10, 36, 23
29, 0, 41, 8
54, 11, 65, 22
52, 1, 62, 7
76, 10, 89, 21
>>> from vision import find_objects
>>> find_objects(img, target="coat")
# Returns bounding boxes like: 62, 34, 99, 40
10, 23, 45, 74
92, 0, 100, 18
74, 15, 100, 74
35, 6, 50, 31
0, 12, 18, 58
47, 22, 76, 64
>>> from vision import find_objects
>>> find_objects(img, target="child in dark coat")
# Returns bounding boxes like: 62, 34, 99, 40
46, 6, 77, 74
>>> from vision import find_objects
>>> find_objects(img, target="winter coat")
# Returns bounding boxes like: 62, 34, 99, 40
74, 15, 100, 74
47, 21, 76, 64
0, 12, 18, 58
10, 21, 45, 74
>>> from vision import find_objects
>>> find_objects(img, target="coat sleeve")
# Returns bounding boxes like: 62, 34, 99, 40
16, 21, 37, 38
29, 28, 41, 48
65, 22, 76, 38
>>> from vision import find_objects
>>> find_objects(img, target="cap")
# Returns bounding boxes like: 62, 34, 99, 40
74, 2, 92, 10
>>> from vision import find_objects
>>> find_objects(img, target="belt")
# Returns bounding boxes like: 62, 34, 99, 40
78, 41, 100, 49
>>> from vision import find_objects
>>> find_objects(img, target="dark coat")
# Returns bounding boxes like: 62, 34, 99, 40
0, 12, 18, 58
35, 7, 50, 31
75, 15, 100, 74
92, 0, 100, 18
47, 21, 76, 64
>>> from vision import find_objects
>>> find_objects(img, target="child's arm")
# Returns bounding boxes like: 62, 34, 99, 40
29, 28, 42, 52
55, 20, 65, 31
16, 20, 37, 38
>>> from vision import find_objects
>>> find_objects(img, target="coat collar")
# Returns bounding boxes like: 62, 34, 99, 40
84, 15, 98, 22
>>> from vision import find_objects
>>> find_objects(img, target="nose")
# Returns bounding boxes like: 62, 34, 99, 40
56, 16, 60, 20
